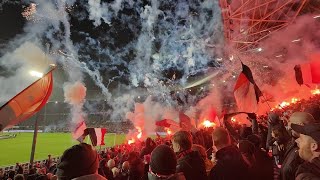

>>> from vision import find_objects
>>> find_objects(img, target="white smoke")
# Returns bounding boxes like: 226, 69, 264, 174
63, 81, 87, 126
0, 42, 53, 105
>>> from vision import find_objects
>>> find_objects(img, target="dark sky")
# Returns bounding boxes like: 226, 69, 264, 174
0, 3, 25, 46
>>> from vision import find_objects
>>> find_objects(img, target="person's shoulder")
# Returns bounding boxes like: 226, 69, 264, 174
296, 172, 320, 180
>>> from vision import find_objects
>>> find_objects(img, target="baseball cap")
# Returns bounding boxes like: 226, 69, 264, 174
291, 123, 320, 143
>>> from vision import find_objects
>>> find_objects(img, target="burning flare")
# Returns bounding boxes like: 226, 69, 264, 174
137, 127, 142, 139
128, 139, 135, 145
311, 89, 320, 95
165, 128, 172, 135
202, 120, 216, 128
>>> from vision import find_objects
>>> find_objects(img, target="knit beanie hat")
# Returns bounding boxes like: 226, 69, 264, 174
56, 143, 98, 179
150, 145, 177, 175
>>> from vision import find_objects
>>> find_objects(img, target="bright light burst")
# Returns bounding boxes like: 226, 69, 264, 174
128, 139, 135, 144
165, 128, 172, 135
202, 120, 216, 128
137, 127, 142, 139
279, 101, 290, 107
311, 89, 320, 95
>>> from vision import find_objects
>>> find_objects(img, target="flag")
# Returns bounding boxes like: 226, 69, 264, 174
179, 112, 194, 130
86, 128, 107, 146
294, 60, 320, 85
234, 63, 262, 113
155, 119, 179, 128
0, 68, 54, 131
72, 121, 87, 142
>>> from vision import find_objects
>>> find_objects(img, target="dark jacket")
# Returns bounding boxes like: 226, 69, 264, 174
295, 157, 320, 180
209, 145, 250, 180
176, 150, 207, 180
280, 138, 304, 180
250, 149, 274, 180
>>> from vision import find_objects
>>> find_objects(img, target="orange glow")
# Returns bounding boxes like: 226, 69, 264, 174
202, 120, 216, 128
311, 89, 320, 95
266, 88, 319, 113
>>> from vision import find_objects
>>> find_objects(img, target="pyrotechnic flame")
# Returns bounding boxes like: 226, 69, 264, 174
202, 120, 216, 128
165, 128, 172, 135
137, 127, 142, 139
280, 101, 290, 107
311, 89, 320, 95
128, 139, 135, 144
291, 98, 299, 103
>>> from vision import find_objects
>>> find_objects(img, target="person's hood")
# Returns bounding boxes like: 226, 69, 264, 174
216, 145, 243, 163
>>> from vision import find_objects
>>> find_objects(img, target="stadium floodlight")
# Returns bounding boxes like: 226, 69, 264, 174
29, 70, 43, 78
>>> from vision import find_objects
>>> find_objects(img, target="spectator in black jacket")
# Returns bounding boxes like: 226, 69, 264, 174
292, 123, 320, 179
172, 131, 207, 180
209, 127, 249, 180
280, 112, 315, 180
140, 138, 156, 158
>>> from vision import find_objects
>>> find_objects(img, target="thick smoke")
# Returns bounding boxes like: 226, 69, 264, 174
0, 42, 53, 105
63, 81, 87, 127
126, 96, 179, 139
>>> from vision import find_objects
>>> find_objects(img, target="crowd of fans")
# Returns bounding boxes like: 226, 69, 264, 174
1, 95, 320, 180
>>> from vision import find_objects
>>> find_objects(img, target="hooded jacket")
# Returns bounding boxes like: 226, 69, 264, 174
280, 138, 304, 180
176, 150, 207, 180
209, 145, 250, 180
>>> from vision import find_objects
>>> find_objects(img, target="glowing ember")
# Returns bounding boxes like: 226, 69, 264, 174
128, 139, 135, 144
311, 89, 320, 95
202, 120, 216, 128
